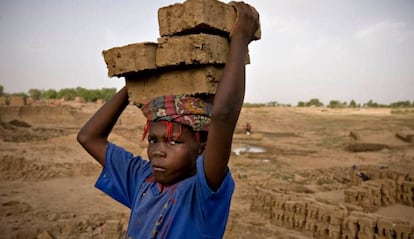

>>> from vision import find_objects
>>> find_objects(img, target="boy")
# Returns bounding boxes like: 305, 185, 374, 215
77, 2, 260, 238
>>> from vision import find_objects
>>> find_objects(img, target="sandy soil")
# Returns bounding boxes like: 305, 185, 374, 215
0, 103, 413, 239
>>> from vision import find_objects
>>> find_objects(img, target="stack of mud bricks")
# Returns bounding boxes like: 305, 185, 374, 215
250, 186, 414, 239
345, 166, 414, 211
344, 181, 385, 213
347, 211, 414, 239
303, 201, 346, 239
250, 187, 277, 221
102, 0, 261, 106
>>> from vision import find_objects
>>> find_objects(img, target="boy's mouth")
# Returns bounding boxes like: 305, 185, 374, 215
152, 165, 166, 172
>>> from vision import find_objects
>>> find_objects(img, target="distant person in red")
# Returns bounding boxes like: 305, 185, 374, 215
244, 122, 252, 135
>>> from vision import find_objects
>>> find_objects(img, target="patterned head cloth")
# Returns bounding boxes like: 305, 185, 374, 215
140, 95, 213, 132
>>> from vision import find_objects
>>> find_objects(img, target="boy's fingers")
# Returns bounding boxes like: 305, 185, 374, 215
228, 1, 260, 40
249, 4, 259, 18
228, 1, 240, 18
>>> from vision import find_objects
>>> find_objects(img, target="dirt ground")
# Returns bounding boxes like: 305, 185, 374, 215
0, 103, 413, 239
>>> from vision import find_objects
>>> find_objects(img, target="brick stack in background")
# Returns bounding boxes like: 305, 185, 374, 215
102, 0, 261, 106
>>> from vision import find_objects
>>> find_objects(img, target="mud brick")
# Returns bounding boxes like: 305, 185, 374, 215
273, 195, 288, 210
284, 201, 296, 213
402, 181, 414, 193
293, 215, 306, 231
342, 216, 359, 238
393, 222, 413, 239
402, 181, 414, 206
127, 65, 223, 105
333, 207, 347, 226
271, 209, 284, 227
307, 203, 320, 220
342, 232, 357, 239
304, 220, 317, 237
402, 192, 414, 206
328, 224, 342, 239
376, 218, 394, 239
158, 0, 261, 40
314, 221, 330, 238
155, 33, 248, 67
294, 201, 307, 216
344, 189, 355, 203
103, 42, 158, 77
356, 213, 378, 239
380, 179, 397, 205
264, 194, 274, 206
283, 211, 295, 229
318, 205, 336, 224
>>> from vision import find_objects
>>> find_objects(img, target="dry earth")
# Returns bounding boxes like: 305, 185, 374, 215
0, 103, 413, 239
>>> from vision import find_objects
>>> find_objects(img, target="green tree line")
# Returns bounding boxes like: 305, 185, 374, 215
1, 85, 412, 107
0, 85, 117, 102
244, 98, 413, 108
297, 98, 414, 108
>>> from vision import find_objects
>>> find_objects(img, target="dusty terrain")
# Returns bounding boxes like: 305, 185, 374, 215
0, 103, 413, 239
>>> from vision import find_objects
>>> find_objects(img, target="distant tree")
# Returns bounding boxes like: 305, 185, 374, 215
365, 100, 378, 108
42, 89, 58, 99
28, 88, 42, 100
75, 87, 88, 98
327, 100, 345, 108
266, 101, 280, 107
99, 88, 117, 101
305, 98, 324, 107
349, 100, 357, 108
297, 101, 305, 107
0, 85, 4, 97
390, 100, 412, 108
57, 88, 76, 100
90, 89, 101, 102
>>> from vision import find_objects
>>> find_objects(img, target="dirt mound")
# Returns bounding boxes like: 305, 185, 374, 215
0, 123, 68, 142
0, 154, 101, 181
0, 105, 91, 127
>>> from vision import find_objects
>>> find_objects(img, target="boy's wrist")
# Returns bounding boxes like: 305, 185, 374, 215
230, 33, 251, 46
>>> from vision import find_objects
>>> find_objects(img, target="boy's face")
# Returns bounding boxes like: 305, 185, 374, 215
147, 121, 201, 186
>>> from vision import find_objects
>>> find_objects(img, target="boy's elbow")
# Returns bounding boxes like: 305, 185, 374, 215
76, 131, 84, 145
76, 129, 89, 146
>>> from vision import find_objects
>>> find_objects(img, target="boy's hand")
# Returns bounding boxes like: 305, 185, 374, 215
229, 1, 260, 43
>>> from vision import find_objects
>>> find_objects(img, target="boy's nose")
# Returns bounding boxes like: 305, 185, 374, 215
152, 150, 166, 158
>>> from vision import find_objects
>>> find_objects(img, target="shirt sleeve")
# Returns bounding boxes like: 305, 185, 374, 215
195, 155, 235, 235
95, 143, 151, 208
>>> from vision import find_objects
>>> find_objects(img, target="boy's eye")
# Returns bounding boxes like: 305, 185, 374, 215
169, 139, 182, 145
148, 137, 157, 144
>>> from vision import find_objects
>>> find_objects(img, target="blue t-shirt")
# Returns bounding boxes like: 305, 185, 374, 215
95, 143, 235, 239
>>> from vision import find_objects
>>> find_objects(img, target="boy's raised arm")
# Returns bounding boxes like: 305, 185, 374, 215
77, 86, 129, 166
203, 2, 260, 191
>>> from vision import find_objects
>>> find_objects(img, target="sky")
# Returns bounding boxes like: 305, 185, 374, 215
0, 0, 413, 105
